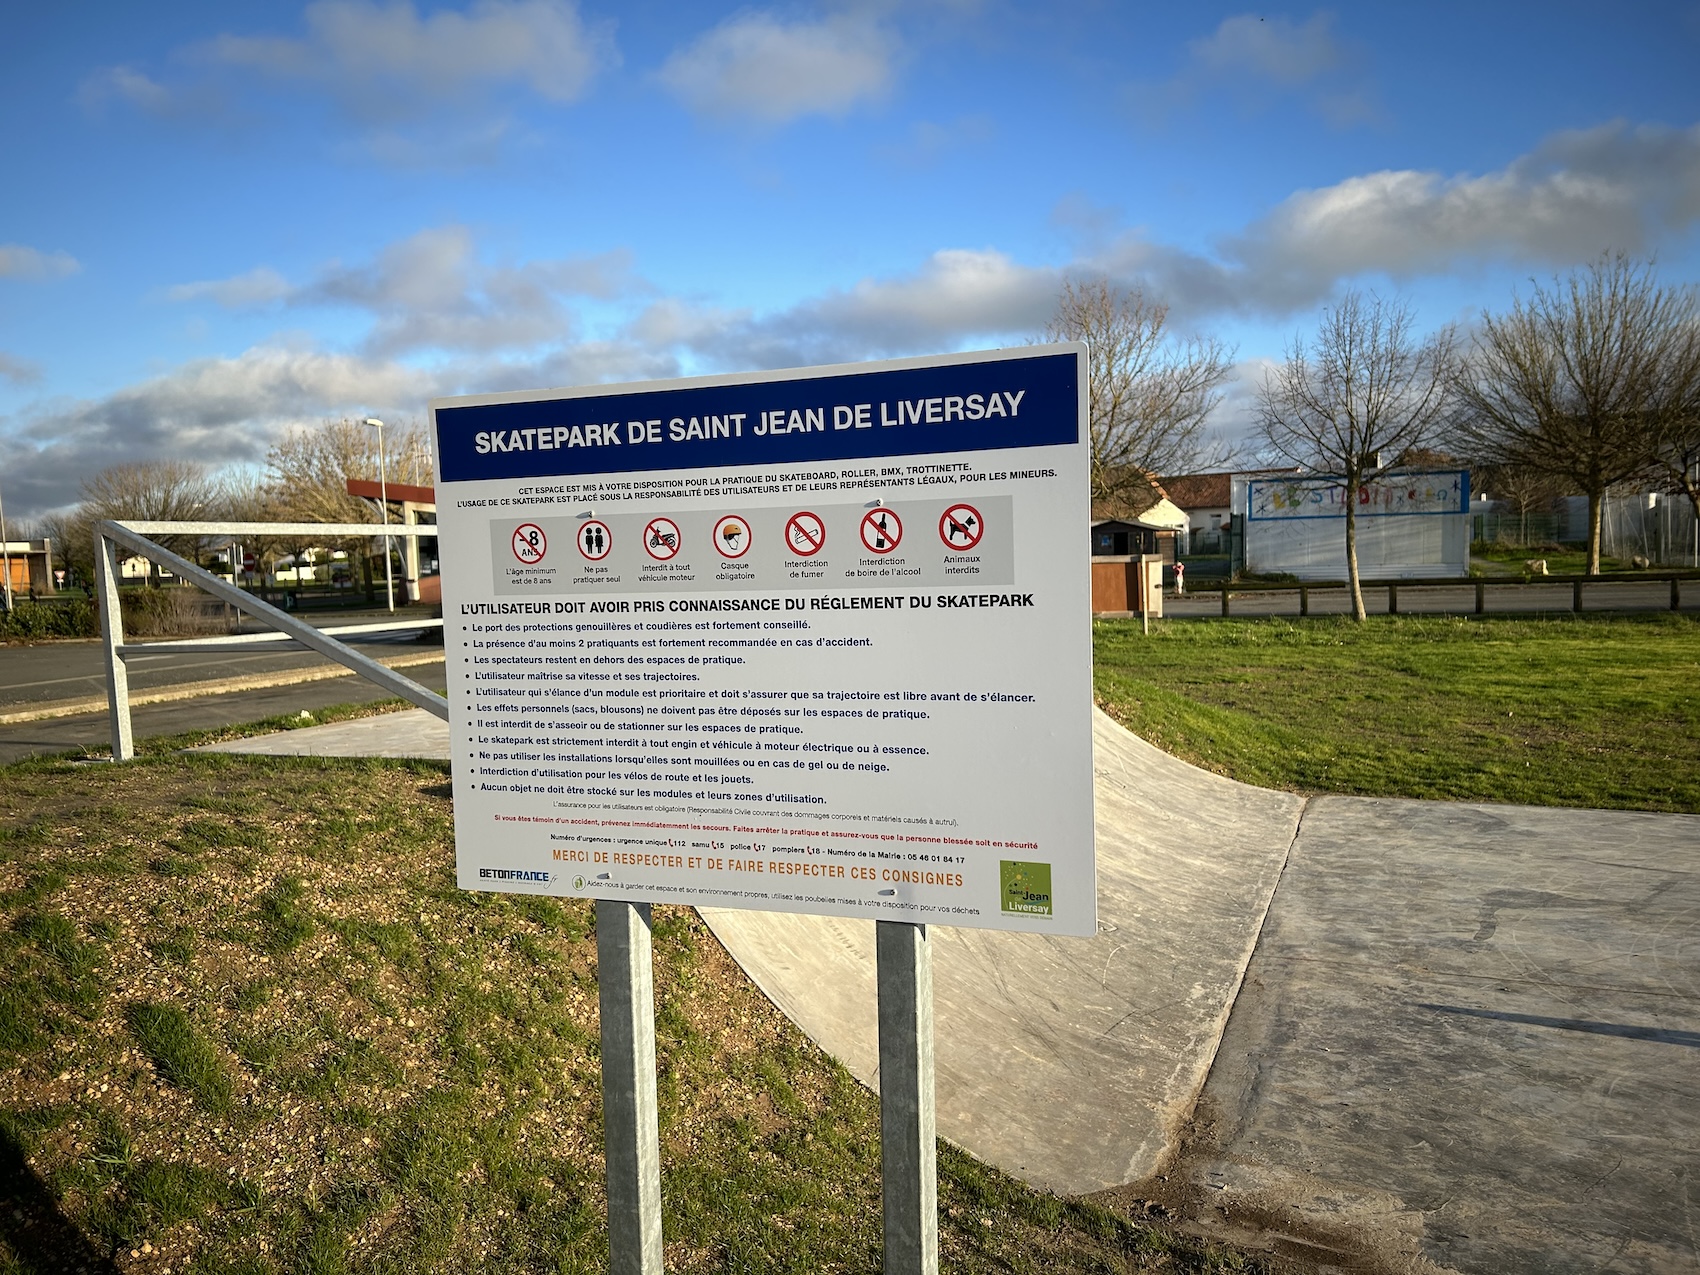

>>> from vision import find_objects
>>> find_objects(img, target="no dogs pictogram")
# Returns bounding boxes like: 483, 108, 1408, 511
713, 515, 752, 559
643, 517, 682, 561
939, 503, 984, 550
785, 511, 826, 556
859, 508, 902, 554
512, 523, 547, 563
576, 520, 611, 561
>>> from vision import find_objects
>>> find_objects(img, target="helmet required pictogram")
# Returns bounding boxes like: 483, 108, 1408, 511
713, 515, 752, 559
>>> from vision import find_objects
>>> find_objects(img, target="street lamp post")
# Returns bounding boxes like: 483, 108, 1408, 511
362, 417, 394, 613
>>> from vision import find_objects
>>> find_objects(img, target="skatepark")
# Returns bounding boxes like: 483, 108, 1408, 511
206, 705, 1700, 1274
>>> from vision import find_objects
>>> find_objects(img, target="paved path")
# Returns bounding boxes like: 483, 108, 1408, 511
197, 708, 1700, 1274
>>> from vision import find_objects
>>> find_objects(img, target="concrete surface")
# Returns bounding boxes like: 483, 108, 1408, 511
186, 703, 1700, 1273
701, 709, 1305, 1193
1159, 796, 1700, 1275
191, 704, 451, 759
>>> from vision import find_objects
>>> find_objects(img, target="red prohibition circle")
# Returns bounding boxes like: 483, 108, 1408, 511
938, 503, 985, 551
713, 515, 752, 559
643, 517, 682, 561
512, 523, 547, 563
859, 507, 903, 554
785, 511, 826, 556
576, 519, 612, 561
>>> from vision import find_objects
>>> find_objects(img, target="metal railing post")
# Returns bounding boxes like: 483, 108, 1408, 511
1220, 583, 1230, 617
1573, 579, 1584, 613
1299, 585, 1308, 616
1388, 583, 1399, 615
1672, 577, 1681, 612
1475, 580, 1485, 615
96, 531, 134, 760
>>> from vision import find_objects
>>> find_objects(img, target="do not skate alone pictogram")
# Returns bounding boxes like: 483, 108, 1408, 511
576, 520, 611, 561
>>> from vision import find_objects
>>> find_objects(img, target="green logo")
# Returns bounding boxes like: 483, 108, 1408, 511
1000, 861, 1052, 917
572, 876, 586, 890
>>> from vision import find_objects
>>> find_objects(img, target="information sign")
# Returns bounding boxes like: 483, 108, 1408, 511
430, 345, 1096, 934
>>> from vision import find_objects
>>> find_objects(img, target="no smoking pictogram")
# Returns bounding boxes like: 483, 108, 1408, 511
512, 523, 547, 563
785, 511, 825, 556
713, 515, 752, 559
859, 508, 902, 554
939, 503, 984, 550
576, 519, 611, 561
643, 517, 682, 561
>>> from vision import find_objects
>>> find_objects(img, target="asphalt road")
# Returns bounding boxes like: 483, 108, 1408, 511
0, 661, 447, 765
0, 611, 437, 710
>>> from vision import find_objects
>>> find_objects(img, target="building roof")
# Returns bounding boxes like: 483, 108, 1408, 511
1160, 472, 1232, 511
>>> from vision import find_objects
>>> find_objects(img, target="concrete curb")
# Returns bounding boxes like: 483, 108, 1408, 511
0, 651, 445, 726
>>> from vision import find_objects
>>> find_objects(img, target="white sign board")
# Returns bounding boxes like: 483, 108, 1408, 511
430, 346, 1095, 934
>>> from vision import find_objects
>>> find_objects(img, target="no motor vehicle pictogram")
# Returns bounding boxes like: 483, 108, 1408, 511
939, 503, 984, 550
785, 511, 826, 556
512, 523, 547, 563
643, 517, 682, 561
860, 507, 902, 554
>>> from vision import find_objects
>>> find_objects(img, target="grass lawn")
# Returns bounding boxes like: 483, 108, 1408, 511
1093, 613, 1700, 812
1469, 542, 1633, 575
0, 752, 1261, 1274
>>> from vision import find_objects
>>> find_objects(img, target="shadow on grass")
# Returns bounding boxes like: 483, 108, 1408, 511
0, 1124, 121, 1274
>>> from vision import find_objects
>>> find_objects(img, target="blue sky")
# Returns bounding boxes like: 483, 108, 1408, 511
3, 1, 1698, 518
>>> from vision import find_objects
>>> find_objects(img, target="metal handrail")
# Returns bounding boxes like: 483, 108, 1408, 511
96, 519, 448, 761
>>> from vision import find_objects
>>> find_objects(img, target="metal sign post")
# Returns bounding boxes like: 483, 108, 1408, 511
597, 899, 665, 1275
878, 920, 938, 1274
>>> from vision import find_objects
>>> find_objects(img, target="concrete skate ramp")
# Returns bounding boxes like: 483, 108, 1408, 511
701, 708, 1304, 1194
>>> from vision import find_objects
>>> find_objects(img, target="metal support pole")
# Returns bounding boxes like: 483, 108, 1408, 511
1299, 585, 1308, 617
597, 900, 663, 1275
0, 476, 13, 612
1388, 583, 1398, 615
1573, 579, 1584, 613
1220, 583, 1230, 617
96, 533, 133, 761
877, 920, 938, 1275
1475, 580, 1485, 615
1673, 577, 1681, 612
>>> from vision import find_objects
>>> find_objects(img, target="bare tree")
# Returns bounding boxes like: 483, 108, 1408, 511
1044, 279, 1235, 513
266, 417, 433, 596
76, 459, 221, 585
1258, 292, 1458, 621
1451, 254, 1700, 574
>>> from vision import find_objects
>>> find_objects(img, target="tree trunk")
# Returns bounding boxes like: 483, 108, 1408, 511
1345, 485, 1366, 622
1586, 490, 1603, 575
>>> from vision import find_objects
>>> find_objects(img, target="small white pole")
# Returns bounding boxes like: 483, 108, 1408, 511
0, 476, 14, 611
364, 418, 395, 613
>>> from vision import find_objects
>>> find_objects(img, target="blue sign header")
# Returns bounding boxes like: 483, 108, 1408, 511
433, 350, 1080, 483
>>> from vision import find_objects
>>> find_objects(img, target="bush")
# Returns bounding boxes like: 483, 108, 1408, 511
118, 587, 227, 638
0, 599, 98, 640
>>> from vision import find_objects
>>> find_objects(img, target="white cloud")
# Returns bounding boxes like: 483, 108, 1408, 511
1098, 120, 1700, 318
1136, 10, 1374, 127
168, 268, 293, 308
165, 228, 644, 357
207, 0, 615, 118
659, 12, 894, 124
0, 353, 43, 386
0, 244, 81, 280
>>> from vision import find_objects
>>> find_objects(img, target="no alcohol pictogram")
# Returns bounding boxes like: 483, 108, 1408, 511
643, 517, 682, 561
713, 515, 752, 559
859, 507, 903, 554
576, 519, 611, 561
939, 503, 984, 551
785, 511, 826, 556
512, 523, 547, 563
